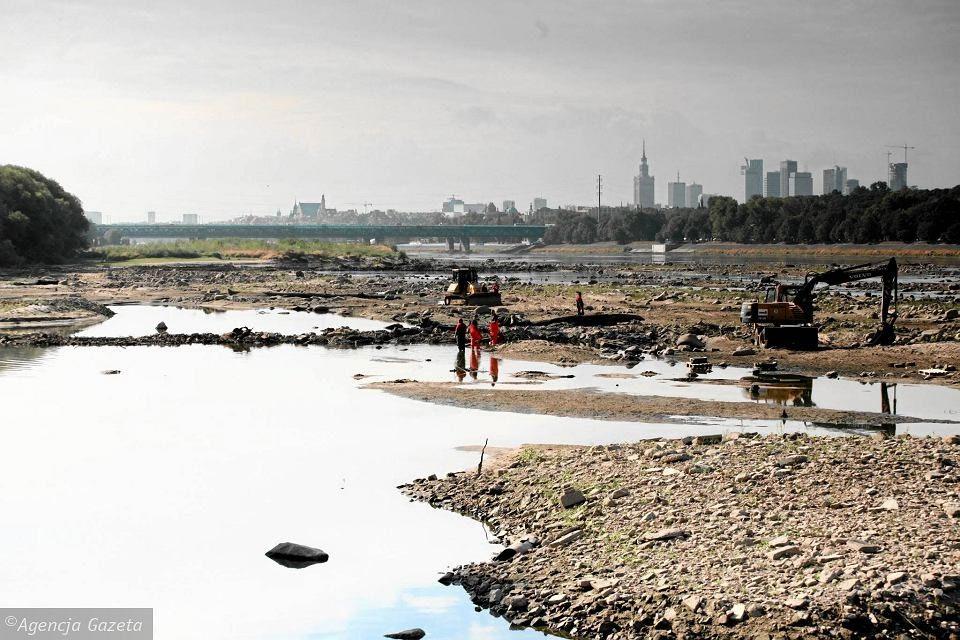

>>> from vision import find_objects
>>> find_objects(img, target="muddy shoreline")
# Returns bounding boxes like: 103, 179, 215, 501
368, 381, 957, 428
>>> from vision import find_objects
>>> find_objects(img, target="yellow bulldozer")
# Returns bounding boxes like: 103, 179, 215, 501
443, 267, 502, 306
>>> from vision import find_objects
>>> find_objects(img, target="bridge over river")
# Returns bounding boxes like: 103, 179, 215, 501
94, 223, 546, 251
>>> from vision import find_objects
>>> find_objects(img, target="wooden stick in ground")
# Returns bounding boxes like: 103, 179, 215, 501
477, 438, 489, 476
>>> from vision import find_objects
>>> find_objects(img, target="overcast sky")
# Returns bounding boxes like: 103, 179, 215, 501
2, 0, 958, 220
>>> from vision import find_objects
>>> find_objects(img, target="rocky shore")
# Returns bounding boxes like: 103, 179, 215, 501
403, 434, 960, 639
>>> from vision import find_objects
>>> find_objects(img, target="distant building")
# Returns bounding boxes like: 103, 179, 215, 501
701, 193, 720, 208
532, 197, 548, 212
633, 140, 656, 208
442, 197, 465, 214
502, 200, 516, 213
844, 179, 860, 195
464, 203, 486, 214
822, 166, 847, 195
780, 160, 798, 197
791, 172, 813, 196
686, 183, 703, 207
765, 171, 781, 197
84, 211, 103, 225
146, 211, 157, 224
743, 159, 763, 201
292, 195, 330, 218
182, 213, 199, 224
888, 162, 908, 190
667, 174, 686, 208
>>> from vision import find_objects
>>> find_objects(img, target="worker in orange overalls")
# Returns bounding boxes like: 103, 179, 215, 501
488, 314, 501, 347
468, 318, 483, 350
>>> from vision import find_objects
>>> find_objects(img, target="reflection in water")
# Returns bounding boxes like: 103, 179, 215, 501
490, 357, 499, 387
454, 350, 466, 382
880, 382, 897, 415
742, 376, 814, 407
469, 349, 479, 381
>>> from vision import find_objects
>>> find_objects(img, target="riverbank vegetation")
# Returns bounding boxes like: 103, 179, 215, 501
86, 239, 399, 263
0, 165, 89, 266
541, 183, 960, 245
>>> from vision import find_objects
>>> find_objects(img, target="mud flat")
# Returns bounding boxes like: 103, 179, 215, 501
369, 381, 956, 428
403, 434, 960, 639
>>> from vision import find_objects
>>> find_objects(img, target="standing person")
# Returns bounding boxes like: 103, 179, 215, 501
488, 314, 501, 347
468, 318, 483, 350
575, 291, 585, 316
454, 317, 467, 351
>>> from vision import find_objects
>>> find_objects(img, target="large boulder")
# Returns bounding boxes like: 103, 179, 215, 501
384, 629, 425, 639
676, 333, 705, 349
265, 542, 329, 569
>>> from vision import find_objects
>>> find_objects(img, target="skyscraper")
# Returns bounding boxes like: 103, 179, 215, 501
765, 172, 781, 197
888, 163, 908, 190
146, 210, 157, 223
633, 140, 656, 208
792, 172, 813, 196
667, 173, 686, 208
686, 182, 703, 207
532, 197, 548, 211
779, 160, 798, 197
822, 166, 847, 195
743, 159, 763, 201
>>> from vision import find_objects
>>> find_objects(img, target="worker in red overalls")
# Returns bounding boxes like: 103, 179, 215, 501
488, 314, 501, 347
468, 318, 483, 351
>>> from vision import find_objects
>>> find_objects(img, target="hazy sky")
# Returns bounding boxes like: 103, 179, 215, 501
2, 0, 958, 220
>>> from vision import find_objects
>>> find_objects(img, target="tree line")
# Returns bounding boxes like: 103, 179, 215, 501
542, 182, 960, 245
0, 166, 89, 266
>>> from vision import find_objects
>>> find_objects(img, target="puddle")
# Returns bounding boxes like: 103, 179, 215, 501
77, 305, 394, 337
1, 305, 957, 639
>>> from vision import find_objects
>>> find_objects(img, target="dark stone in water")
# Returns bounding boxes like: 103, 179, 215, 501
265, 542, 329, 569
384, 629, 425, 640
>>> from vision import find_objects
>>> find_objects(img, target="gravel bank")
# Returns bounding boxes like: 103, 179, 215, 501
403, 434, 960, 639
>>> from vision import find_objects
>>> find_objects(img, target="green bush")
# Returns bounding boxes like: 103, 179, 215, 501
0, 165, 89, 265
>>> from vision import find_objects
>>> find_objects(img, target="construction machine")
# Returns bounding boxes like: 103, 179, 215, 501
443, 267, 502, 306
740, 258, 898, 349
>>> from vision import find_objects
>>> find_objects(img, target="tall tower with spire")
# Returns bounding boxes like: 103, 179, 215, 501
633, 140, 656, 208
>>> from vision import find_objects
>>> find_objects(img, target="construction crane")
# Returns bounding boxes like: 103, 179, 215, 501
886, 144, 916, 163
740, 258, 898, 349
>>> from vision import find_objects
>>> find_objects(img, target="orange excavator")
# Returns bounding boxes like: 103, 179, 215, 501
740, 258, 898, 349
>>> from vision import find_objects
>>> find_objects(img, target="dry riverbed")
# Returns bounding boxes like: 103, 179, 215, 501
403, 434, 960, 639
1, 258, 958, 386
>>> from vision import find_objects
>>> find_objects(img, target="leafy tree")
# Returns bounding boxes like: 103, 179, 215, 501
0, 165, 88, 265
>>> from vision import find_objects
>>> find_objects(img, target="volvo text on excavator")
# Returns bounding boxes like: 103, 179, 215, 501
740, 258, 898, 349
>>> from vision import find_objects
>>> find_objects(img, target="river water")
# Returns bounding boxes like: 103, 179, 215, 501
0, 306, 957, 639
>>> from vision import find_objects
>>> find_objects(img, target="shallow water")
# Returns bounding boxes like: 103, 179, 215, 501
78, 304, 393, 337
0, 306, 956, 639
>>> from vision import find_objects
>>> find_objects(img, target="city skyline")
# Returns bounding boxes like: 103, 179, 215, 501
3, 1, 958, 221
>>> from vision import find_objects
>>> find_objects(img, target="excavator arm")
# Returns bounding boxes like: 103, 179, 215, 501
793, 258, 898, 344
